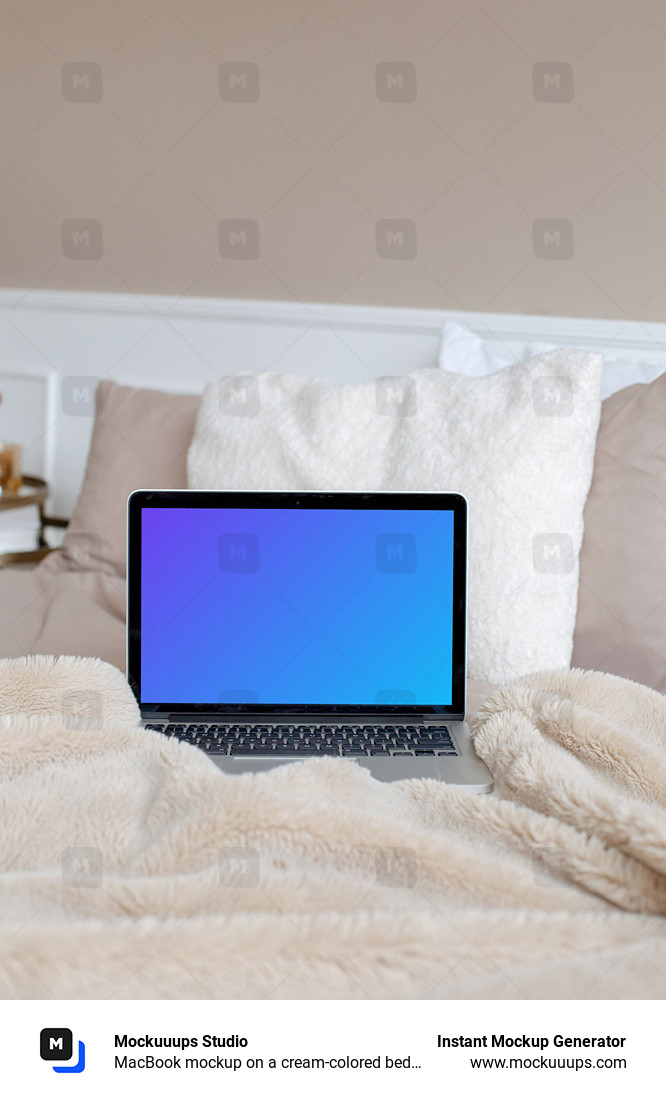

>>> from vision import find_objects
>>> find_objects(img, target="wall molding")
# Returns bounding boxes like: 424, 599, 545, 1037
3, 288, 665, 356
1, 288, 664, 517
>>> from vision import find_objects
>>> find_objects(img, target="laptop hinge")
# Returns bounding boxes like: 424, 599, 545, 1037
145, 712, 461, 724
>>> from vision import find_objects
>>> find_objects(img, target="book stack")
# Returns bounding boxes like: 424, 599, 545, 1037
0, 503, 41, 553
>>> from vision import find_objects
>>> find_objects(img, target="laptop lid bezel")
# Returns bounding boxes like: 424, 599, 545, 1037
127, 489, 467, 720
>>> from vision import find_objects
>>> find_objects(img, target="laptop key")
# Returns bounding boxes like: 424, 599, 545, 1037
230, 744, 277, 754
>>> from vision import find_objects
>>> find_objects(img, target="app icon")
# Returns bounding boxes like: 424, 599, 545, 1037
40, 1028, 86, 1073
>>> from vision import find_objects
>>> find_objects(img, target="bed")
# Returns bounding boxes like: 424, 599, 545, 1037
0, 300, 665, 999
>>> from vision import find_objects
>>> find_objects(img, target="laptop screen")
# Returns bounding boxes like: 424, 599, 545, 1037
135, 500, 461, 711
128, 490, 466, 712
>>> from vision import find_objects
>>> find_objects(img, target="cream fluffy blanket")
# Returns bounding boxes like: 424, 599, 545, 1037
0, 657, 665, 999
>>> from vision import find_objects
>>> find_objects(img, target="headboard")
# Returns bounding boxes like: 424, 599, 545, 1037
1, 288, 664, 517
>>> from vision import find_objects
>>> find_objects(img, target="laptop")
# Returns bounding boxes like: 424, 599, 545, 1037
127, 490, 492, 792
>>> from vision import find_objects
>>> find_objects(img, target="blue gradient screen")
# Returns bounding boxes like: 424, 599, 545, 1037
140, 507, 454, 705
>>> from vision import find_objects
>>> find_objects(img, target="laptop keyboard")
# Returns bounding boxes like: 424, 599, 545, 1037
143, 722, 457, 757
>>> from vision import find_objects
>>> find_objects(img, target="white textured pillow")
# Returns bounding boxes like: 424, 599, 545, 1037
188, 352, 603, 683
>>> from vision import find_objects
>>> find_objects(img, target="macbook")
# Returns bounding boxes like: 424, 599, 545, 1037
127, 490, 492, 791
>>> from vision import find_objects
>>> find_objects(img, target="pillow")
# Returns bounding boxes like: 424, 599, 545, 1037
438, 320, 665, 399
573, 373, 666, 691
438, 319, 554, 378
187, 352, 603, 683
62, 381, 200, 577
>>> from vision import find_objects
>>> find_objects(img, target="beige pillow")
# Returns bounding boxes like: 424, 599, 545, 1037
62, 381, 200, 577
573, 373, 666, 691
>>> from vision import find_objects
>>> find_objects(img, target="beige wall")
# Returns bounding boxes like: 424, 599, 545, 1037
1, 0, 664, 319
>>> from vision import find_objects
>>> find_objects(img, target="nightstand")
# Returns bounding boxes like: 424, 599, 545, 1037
0, 476, 68, 568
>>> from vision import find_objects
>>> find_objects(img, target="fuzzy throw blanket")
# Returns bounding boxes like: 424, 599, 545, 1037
0, 656, 665, 999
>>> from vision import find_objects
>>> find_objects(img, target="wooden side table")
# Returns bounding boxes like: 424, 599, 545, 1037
0, 475, 67, 568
